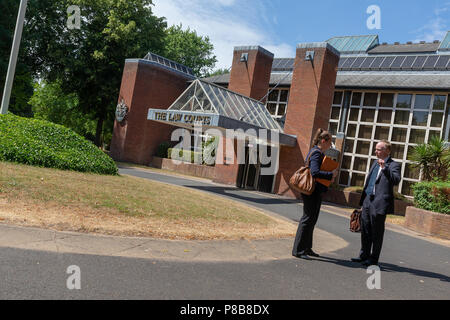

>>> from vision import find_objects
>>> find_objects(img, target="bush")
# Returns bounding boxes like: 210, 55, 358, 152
337, 185, 409, 201
156, 142, 170, 158
167, 148, 202, 164
412, 181, 450, 214
0, 113, 118, 175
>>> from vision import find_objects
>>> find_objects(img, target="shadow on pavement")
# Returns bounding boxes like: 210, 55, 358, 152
312, 256, 450, 282
184, 185, 299, 206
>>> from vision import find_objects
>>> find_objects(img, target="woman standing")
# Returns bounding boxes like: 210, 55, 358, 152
292, 128, 338, 259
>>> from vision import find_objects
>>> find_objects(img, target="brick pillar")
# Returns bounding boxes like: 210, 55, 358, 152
228, 46, 274, 102
273, 42, 340, 198
213, 46, 274, 185
110, 59, 193, 165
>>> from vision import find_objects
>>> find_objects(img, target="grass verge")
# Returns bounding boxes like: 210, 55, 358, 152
0, 161, 295, 240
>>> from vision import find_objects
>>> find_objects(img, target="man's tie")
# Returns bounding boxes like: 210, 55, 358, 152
365, 163, 380, 196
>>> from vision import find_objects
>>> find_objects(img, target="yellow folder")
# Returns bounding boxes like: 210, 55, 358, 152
315, 156, 339, 187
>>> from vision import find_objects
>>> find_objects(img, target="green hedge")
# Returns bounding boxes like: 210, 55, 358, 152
167, 148, 203, 164
412, 181, 450, 214
0, 113, 118, 175
156, 142, 170, 158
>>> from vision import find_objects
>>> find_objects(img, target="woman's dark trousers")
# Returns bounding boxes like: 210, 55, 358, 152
292, 188, 322, 255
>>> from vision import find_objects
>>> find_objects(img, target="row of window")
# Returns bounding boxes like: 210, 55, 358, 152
264, 89, 449, 196
329, 91, 449, 196
333, 91, 447, 110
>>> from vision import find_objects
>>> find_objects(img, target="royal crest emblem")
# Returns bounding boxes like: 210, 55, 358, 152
115, 99, 128, 122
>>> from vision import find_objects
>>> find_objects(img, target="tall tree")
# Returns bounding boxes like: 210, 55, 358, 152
24, 0, 167, 146
15, 0, 217, 146
164, 24, 217, 77
29, 80, 97, 141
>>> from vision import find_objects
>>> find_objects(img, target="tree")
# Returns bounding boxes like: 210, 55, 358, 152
203, 68, 230, 78
13, 0, 218, 147
163, 24, 217, 77
23, 0, 168, 146
29, 80, 97, 141
409, 136, 449, 181
0, 0, 34, 117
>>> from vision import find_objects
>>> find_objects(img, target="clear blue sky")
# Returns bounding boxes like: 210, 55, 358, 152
153, 0, 450, 69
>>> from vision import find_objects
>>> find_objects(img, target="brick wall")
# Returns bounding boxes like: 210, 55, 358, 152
405, 206, 450, 240
110, 59, 193, 165
213, 46, 274, 186
273, 43, 340, 198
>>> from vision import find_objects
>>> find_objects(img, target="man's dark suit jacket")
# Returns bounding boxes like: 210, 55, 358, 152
359, 157, 401, 215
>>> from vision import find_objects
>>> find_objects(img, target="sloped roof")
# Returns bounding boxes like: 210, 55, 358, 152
169, 79, 282, 131
368, 42, 440, 54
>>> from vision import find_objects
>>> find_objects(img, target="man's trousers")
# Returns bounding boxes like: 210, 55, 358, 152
359, 196, 387, 264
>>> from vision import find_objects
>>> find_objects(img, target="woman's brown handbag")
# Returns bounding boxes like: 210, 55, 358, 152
350, 209, 362, 232
289, 150, 319, 195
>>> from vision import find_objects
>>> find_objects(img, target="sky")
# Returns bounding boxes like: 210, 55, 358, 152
152, 0, 450, 70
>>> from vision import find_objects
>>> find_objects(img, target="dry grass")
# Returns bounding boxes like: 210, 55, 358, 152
0, 161, 295, 240
386, 215, 405, 226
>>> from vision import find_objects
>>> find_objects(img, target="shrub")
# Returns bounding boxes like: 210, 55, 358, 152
412, 181, 450, 214
156, 142, 170, 158
340, 185, 408, 201
408, 136, 449, 181
0, 113, 118, 175
167, 148, 202, 164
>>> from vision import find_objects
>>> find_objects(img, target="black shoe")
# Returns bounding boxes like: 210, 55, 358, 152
293, 253, 311, 260
362, 259, 378, 267
351, 257, 364, 262
306, 249, 320, 257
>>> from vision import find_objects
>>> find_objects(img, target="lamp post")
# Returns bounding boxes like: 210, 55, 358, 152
0, 0, 28, 115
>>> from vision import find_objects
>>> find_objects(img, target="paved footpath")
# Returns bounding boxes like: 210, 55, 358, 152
0, 166, 448, 299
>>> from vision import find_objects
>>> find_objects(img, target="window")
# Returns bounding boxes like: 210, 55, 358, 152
433, 95, 446, 110
411, 111, 428, 126
333, 91, 343, 105
363, 92, 378, 106
396, 94, 412, 109
265, 88, 289, 119
351, 92, 362, 106
377, 110, 392, 123
379, 93, 394, 107
361, 109, 375, 122
375, 126, 390, 140
336, 91, 448, 197
328, 91, 343, 144
394, 111, 409, 125
414, 94, 431, 110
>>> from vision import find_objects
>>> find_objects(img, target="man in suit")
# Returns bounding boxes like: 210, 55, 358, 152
351, 140, 401, 266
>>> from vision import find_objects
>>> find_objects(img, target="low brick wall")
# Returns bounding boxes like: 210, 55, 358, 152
405, 206, 450, 240
150, 157, 216, 180
322, 189, 412, 216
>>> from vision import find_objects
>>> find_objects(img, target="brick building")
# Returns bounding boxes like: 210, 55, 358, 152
110, 33, 450, 198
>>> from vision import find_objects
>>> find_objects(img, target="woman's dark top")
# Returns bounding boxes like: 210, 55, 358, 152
306, 146, 333, 193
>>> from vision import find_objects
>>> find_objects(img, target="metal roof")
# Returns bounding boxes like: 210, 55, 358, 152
338, 55, 450, 71
326, 35, 379, 53
335, 73, 450, 90
143, 52, 195, 76
368, 42, 440, 54
202, 70, 450, 90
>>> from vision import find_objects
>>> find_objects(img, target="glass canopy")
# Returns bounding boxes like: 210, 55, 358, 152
168, 79, 283, 132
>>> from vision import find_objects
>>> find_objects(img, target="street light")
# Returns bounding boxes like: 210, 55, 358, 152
0, 0, 28, 115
